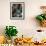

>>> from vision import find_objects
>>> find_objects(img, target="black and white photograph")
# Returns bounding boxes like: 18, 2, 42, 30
10, 2, 25, 20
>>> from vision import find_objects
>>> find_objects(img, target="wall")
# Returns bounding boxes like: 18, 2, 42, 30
0, 0, 46, 39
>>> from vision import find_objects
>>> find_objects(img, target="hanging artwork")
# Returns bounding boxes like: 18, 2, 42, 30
10, 2, 25, 20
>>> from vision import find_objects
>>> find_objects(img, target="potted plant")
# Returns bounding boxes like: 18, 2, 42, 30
5, 26, 18, 43
36, 6, 46, 27
36, 14, 46, 27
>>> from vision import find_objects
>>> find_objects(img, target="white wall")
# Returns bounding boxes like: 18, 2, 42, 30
0, 0, 46, 38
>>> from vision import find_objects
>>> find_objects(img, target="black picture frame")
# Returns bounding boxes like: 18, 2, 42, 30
10, 2, 25, 20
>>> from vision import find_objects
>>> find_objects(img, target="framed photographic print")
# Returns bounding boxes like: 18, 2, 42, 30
10, 2, 25, 20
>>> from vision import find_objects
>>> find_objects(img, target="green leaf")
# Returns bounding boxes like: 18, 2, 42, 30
36, 15, 44, 21
44, 15, 46, 20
